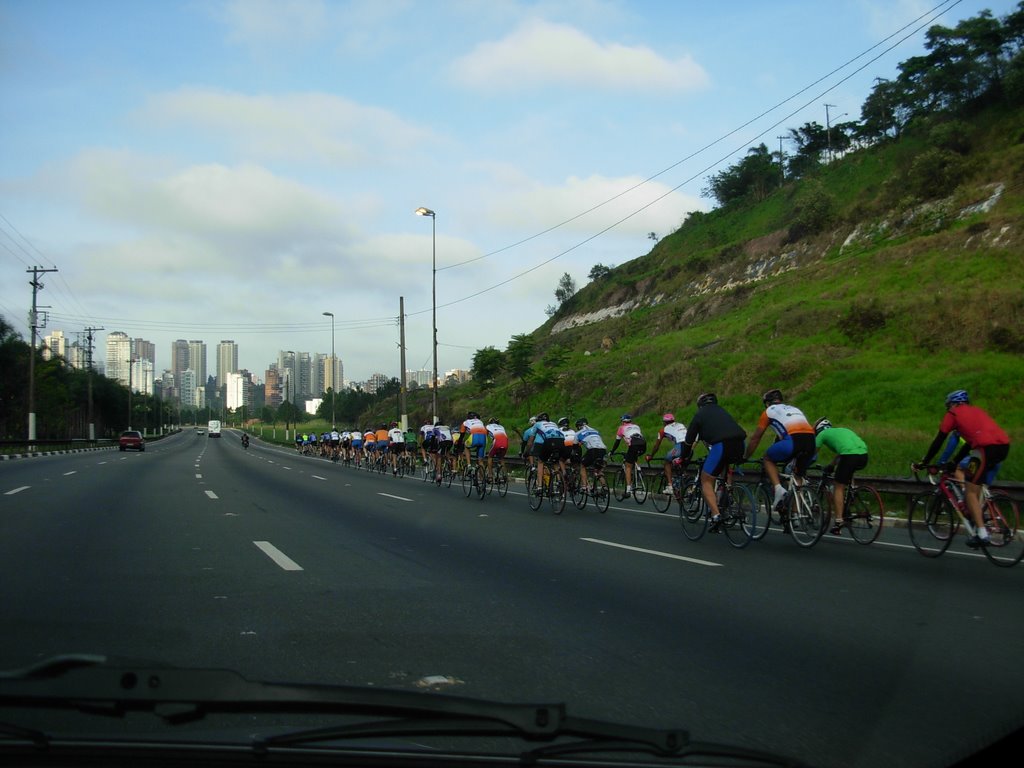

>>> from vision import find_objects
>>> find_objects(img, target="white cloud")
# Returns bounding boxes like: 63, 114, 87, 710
139, 87, 434, 167
220, 0, 329, 48
450, 18, 709, 92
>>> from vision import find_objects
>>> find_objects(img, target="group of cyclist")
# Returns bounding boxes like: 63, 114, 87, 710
288, 387, 1011, 546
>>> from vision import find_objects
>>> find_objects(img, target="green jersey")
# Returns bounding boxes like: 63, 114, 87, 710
815, 427, 867, 456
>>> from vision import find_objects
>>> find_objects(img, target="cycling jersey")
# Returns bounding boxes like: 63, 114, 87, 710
576, 426, 606, 450
815, 427, 867, 456
616, 422, 644, 443
432, 424, 453, 442
536, 421, 565, 442
461, 417, 488, 447
658, 422, 688, 444
486, 423, 508, 448
937, 405, 1010, 449
757, 403, 815, 439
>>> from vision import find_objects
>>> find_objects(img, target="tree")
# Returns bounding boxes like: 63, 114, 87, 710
702, 143, 778, 206
505, 334, 535, 383
786, 123, 830, 178
588, 263, 613, 281
554, 272, 577, 305
277, 399, 301, 430
471, 346, 505, 388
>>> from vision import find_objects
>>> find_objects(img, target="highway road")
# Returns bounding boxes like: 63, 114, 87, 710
1, 429, 1020, 768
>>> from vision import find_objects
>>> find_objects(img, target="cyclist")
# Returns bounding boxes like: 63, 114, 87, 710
388, 421, 405, 474
485, 418, 509, 482
915, 390, 1011, 548
294, 432, 303, 453
813, 418, 869, 535
430, 420, 454, 483
329, 427, 341, 460
403, 425, 419, 469
363, 427, 376, 465
609, 414, 646, 498
419, 418, 436, 467
524, 413, 565, 495
681, 393, 747, 530
241, 433, 249, 449
646, 413, 688, 491
350, 428, 363, 466
575, 417, 608, 492
460, 411, 488, 466
744, 388, 816, 511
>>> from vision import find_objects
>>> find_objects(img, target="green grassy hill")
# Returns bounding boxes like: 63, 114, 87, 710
410, 104, 1024, 479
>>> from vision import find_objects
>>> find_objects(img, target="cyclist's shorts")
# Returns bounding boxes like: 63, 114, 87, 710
965, 443, 1009, 485
704, 437, 745, 477
488, 444, 508, 459
537, 441, 561, 463
438, 440, 453, 455
390, 443, 405, 454
624, 438, 646, 464
666, 443, 684, 462
582, 448, 607, 468
766, 433, 816, 476
351, 438, 362, 448
468, 443, 485, 460
834, 453, 868, 485
423, 436, 438, 453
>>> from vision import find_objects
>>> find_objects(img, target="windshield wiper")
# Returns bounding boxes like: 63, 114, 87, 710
0, 655, 804, 766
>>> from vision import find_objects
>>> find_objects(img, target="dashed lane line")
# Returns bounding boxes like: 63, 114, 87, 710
5, 486, 30, 496
205, 490, 218, 499
581, 537, 723, 567
254, 541, 304, 571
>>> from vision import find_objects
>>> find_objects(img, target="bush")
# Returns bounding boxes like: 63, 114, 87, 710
786, 181, 835, 242
927, 120, 970, 154
838, 301, 887, 342
906, 148, 967, 200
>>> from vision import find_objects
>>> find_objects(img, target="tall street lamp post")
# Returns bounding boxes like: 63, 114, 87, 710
415, 207, 438, 424
322, 311, 335, 428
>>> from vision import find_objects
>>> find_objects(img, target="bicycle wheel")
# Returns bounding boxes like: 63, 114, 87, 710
549, 473, 566, 515
788, 486, 825, 548
847, 486, 884, 545
907, 491, 955, 557
592, 474, 610, 513
679, 477, 707, 541
632, 469, 648, 505
572, 471, 588, 510
496, 467, 509, 498
527, 470, 543, 511
750, 484, 773, 541
613, 468, 629, 502
982, 491, 1022, 567
473, 464, 486, 499
650, 474, 672, 513
444, 459, 455, 488
723, 483, 757, 549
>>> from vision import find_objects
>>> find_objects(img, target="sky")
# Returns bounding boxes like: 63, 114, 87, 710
0, 0, 1016, 385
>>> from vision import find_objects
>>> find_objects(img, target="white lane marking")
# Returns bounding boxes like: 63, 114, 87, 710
196, 473, 203, 479
312, 475, 326, 480
379, 492, 413, 502
254, 541, 304, 571
581, 538, 723, 567
205, 490, 218, 499
281, 466, 292, 471
97, 461, 107, 465
5, 486, 30, 496
64, 471, 77, 476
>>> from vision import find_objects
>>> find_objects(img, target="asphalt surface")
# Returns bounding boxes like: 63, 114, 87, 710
1, 429, 1020, 768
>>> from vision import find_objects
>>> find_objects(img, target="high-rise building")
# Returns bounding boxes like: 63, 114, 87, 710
105, 332, 131, 386
226, 370, 252, 411
323, 355, 343, 394
170, 339, 190, 382
67, 339, 87, 369
180, 369, 197, 408
134, 338, 155, 368
264, 366, 283, 409
297, 352, 312, 399
42, 329, 67, 361
313, 353, 326, 397
366, 372, 390, 394
216, 340, 238, 387
188, 340, 207, 386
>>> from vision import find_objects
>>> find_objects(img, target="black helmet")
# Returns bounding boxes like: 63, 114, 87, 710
814, 417, 832, 434
762, 388, 783, 406
536, 412, 549, 421
575, 417, 588, 429
557, 417, 569, 428
697, 392, 717, 407
467, 410, 479, 419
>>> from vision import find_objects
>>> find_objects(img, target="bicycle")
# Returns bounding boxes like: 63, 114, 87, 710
611, 453, 649, 504
817, 469, 885, 544
526, 462, 566, 514
678, 459, 757, 548
461, 457, 486, 500
908, 465, 1022, 567
650, 457, 695, 513
773, 463, 827, 548
571, 458, 611, 513
485, 463, 510, 498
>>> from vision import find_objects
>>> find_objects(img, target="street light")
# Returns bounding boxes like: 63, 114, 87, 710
322, 311, 335, 428
415, 206, 438, 424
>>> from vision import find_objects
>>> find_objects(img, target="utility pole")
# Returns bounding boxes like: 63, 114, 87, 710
26, 266, 58, 442
84, 326, 104, 441
399, 297, 408, 431
824, 103, 837, 163
777, 135, 786, 186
